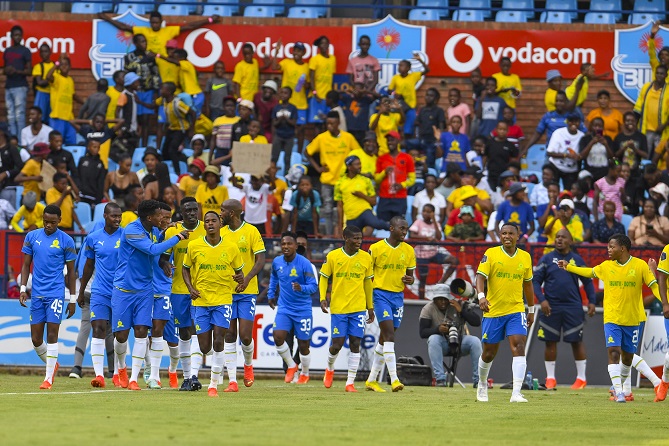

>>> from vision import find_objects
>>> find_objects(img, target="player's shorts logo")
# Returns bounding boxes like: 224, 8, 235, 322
607, 335, 614, 344
537, 327, 544, 339
482, 333, 488, 340
117, 320, 124, 328
195, 324, 201, 331
174, 317, 180, 325
383, 310, 390, 317
90, 311, 95, 318
333, 327, 340, 335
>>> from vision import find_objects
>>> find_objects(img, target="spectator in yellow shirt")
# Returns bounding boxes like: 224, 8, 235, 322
45, 172, 83, 232
195, 165, 229, 217
239, 120, 269, 145
544, 69, 562, 112
389, 54, 429, 137
233, 43, 271, 101
370, 97, 405, 156
160, 81, 195, 176
32, 43, 54, 121
342, 131, 378, 180
543, 199, 584, 253
492, 57, 522, 110
178, 158, 205, 199
15, 142, 50, 198
46, 54, 81, 145
10, 191, 44, 233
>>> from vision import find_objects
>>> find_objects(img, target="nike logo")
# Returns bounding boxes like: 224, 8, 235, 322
212, 83, 227, 91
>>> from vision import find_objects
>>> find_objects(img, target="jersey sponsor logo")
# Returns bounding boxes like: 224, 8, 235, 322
50, 239, 60, 249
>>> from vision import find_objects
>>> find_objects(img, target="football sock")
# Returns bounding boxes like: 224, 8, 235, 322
347, 352, 361, 386
91, 338, 105, 377
179, 339, 192, 378
664, 352, 669, 382
114, 339, 128, 369
300, 352, 311, 376
191, 336, 202, 378
168, 345, 179, 374
224, 342, 237, 383
130, 337, 148, 382
144, 349, 150, 370
608, 363, 622, 394
113, 351, 119, 376
478, 357, 492, 384
209, 350, 224, 389
34, 342, 47, 363
575, 360, 586, 381
632, 354, 661, 387
545, 360, 556, 380
277, 342, 296, 368
45, 343, 58, 384
327, 351, 339, 371
511, 356, 527, 395
242, 340, 254, 367
368, 343, 385, 382
383, 342, 398, 383
620, 363, 631, 394
149, 337, 163, 381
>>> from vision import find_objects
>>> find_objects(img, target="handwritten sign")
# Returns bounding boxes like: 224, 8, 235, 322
231, 142, 272, 177
39, 161, 56, 192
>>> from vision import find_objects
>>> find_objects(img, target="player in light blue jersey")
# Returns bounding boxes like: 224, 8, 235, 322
268, 232, 318, 384
78, 203, 122, 388
19, 205, 77, 390
112, 199, 189, 391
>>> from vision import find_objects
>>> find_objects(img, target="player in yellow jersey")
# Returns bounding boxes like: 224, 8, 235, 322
161, 197, 206, 391
220, 199, 266, 391
365, 216, 416, 393
476, 222, 535, 403
320, 225, 374, 392
183, 211, 244, 398
647, 244, 669, 401
558, 234, 663, 403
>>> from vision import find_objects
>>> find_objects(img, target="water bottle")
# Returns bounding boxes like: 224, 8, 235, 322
295, 74, 306, 93
525, 371, 532, 389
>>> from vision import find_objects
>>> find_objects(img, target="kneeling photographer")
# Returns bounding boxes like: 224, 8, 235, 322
419, 284, 482, 387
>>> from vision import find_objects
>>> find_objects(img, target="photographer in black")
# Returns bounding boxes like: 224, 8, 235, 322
419, 284, 482, 387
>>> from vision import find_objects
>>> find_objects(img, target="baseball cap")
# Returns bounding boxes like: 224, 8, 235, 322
546, 69, 562, 82
385, 130, 401, 140
124, 72, 140, 87
462, 166, 482, 178
262, 80, 278, 92
458, 205, 475, 217
166, 39, 179, 49
508, 182, 526, 196
559, 199, 575, 210
427, 283, 451, 301
286, 164, 307, 183
578, 170, 593, 179
189, 158, 206, 174
294, 42, 306, 51
459, 185, 478, 201
345, 155, 360, 166
566, 112, 581, 122
238, 99, 254, 110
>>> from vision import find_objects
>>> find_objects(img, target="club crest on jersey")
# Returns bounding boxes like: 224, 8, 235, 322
115, 239, 120, 249
50, 239, 60, 249
662, 252, 667, 261
289, 267, 298, 277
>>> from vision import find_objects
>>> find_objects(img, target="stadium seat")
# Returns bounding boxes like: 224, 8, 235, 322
296, 0, 327, 17
158, 3, 190, 16
634, 0, 664, 13
93, 202, 106, 222
116, 2, 149, 14
621, 214, 633, 233
75, 203, 92, 227
523, 182, 536, 197
628, 13, 662, 24
540, 11, 572, 23
202, 5, 234, 16
131, 147, 146, 171
252, 0, 283, 16
164, 0, 198, 14
14, 186, 23, 210
454, 9, 485, 21
107, 159, 118, 174
65, 146, 86, 166
545, 0, 577, 18
502, 0, 534, 18
590, 0, 622, 20
409, 8, 441, 21
288, 7, 319, 18
71, 2, 112, 14
458, 0, 491, 18
496, 10, 527, 22
244, 6, 276, 17
405, 195, 414, 225
170, 173, 179, 184
417, 0, 449, 17
584, 12, 617, 23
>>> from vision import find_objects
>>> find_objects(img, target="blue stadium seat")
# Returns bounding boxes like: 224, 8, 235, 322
584, 12, 617, 23
458, 0, 491, 18
405, 195, 414, 225
131, 147, 146, 171
170, 173, 179, 184
621, 214, 633, 233
540, 11, 572, 23
409, 8, 441, 20
545, 0, 577, 18
454, 9, 485, 21
502, 0, 533, 18
203, 5, 234, 17
107, 158, 118, 174
288, 7, 319, 18
523, 182, 536, 197
252, 0, 283, 16
417, 0, 449, 18
92, 202, 106, 223
158, 3, 190, 16
71, 2, 112, 14
290, 151, 303, 168
296, 0, 327, 17
65, 145, 86, 166
14, 186, 23, 210
116, 2, 149, 14
628, 13, 662, 24
75, 203, 92, 228
244, 6, 276, 17
634, 0, 664, 13
496, 10, 527, 22
590, 0, 622, 20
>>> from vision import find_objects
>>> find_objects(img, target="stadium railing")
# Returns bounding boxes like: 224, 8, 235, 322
3, 230, 663, 300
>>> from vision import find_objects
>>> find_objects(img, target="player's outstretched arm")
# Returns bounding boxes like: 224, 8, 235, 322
557, 260, 595, 278
126, 230, 187, 256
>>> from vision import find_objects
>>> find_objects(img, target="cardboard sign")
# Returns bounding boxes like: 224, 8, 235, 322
231, 142, 272, 176
39, 161, 56, 192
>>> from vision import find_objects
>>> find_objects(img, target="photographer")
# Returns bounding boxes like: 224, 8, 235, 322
419, 284, 482, 387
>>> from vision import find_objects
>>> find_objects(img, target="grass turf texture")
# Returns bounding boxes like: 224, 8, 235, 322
1, 375, 669, 445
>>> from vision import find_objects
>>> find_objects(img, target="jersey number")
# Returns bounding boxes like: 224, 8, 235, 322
50, 299, 63, 315
393, 307, 404, 320
520, 313, 528, 329
300, 318, 311, 333
250, 298, 256, 316
224, 305, 232, 319
357, 314, 366, 328
632, 329, 639, 345
163, 296, 171, 311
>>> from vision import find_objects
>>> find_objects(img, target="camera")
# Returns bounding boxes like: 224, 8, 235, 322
445, 321, 460, 347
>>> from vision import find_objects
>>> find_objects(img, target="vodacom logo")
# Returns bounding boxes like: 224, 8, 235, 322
183, 28, 222, 68
443, 33, 484, 74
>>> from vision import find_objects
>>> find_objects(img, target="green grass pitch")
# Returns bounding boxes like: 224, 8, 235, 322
1, 374, 669, 445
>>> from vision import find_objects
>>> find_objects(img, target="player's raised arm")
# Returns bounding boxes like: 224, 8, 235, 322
557, 260, 596, 278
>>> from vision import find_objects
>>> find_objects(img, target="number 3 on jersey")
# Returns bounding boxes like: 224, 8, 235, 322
300, 318, 311, 333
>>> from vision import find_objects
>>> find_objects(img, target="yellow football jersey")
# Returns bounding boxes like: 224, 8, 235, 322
477, 246, 533, 318
320, 248, 373, 314
165, 221, 207, 295
220, 221, 266, 295
368, 239, 416, 293
195, 184, 229, 215
183, 236, 244, 306
656, 246, 669, 322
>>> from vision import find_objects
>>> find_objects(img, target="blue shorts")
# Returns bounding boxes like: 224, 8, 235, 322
30, 296, 65, 325
297, 109, 307, 126
171, 293, 192, 328
373, 289, 404, 329
157, 105, 167, 124
48, 118, 77, 145
153, 294, 172, 321
403, 108, 416, 135
111, 287, 153, 332
90, 293, 112, 323
136, 90, 156, 115
274, 311, 312, 340
194, 305, 232, 334
34, 91, 50, 120
331, 311, 367, 339
537, 306, 584, 343
665, 319, 669, 342
481, 312, 528, 344
163, 316, 178, 344
604, 323, 640, 353
232, 293, 257, 321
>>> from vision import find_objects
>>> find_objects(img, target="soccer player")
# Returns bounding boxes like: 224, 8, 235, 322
558, 234, 662, 403
78, 203, 122, 388
268, 232, 318, 384
365, 216, 416, 393
162, 197, 207, 391
320, 225, 374, 392
112, 200, 189, 391
19, 204, 77, 389
646, 244, 669, 401
532, 229, 596, 390
182, 211, 245, 398
220, 199, 266, 391
476, 222, 535, 403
